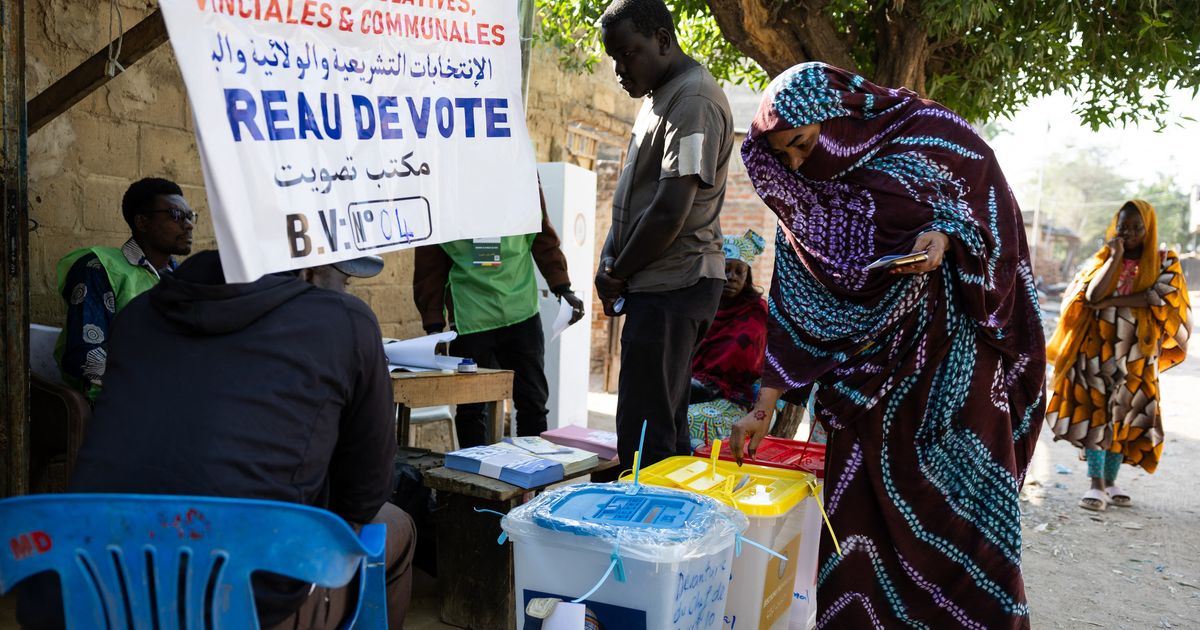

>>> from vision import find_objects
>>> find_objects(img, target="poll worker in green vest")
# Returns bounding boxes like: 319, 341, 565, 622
413, 186, 586, 447
55, 177, 195, 401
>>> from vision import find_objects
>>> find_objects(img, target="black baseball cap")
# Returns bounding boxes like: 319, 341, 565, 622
330, 256, 384, 278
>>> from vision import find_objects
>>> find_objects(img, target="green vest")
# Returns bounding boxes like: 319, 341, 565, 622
53, 246, 162, 400
442, 234, 539, 335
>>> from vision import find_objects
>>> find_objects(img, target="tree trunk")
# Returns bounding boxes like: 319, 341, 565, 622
707, 0, 857, 76
706, 0, 931, 94
769, 402, 805, 439
870, 1, 929, 94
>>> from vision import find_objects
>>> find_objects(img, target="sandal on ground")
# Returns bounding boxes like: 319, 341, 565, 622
1079, 488, 1108, 512
1106, 485, 1132, 507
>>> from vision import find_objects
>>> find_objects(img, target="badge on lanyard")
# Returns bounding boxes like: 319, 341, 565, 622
472, 237, 502, 267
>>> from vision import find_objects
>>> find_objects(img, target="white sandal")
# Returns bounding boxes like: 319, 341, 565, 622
1106, 485, 1132, 507
1079, 488, 1108, 512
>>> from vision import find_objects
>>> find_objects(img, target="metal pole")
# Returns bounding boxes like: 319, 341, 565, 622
0, 0, 30, 497
518, 0, 535, 108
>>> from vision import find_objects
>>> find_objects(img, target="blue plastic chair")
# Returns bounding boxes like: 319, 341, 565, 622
0, 494, 387, 629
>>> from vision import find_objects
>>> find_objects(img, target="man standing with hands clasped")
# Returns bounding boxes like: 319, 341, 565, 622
594, 0, 734, 468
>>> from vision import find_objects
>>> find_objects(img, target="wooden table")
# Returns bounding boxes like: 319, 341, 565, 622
391, 368, 513, 447
422, 458, 621, 630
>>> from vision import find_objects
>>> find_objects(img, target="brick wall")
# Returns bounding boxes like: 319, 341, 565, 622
724, 132, 778, 290
525, 46, 637, 163
24, 1, 638, 344
584, 130, 780, 390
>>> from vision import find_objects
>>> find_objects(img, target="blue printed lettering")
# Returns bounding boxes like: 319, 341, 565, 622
224, 88, 263, 141
296, 92, 323, 140
352, 94, 376, 140
435, 97, 454, 138
262, 90, 296, 141
407, 97, 431, 138
485, 98, 511, 137
320, 93, 343, 139
220, 90, 515, 142
455, 97, 482, 138
377, 96, 404, 139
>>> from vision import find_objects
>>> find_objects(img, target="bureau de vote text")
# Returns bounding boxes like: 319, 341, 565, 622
224, 88, 513, 142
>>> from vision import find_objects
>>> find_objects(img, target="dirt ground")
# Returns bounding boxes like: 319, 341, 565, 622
590, 348, 1200, 629
1020, 341, 1200, 628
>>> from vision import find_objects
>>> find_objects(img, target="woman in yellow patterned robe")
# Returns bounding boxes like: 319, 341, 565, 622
1047, 199, 1191, 511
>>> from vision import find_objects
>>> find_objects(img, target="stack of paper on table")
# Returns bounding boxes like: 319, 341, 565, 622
384, 332, 463, 372
540, 425, 619, 461
444, 445, 564, 489
496, 437, 599, 476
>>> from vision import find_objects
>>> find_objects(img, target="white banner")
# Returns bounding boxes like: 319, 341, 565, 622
160, 0, 540, 282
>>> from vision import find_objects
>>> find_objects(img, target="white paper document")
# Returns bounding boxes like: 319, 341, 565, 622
549, 299, 574, 341
384, 332, 462, 372
543, 602, 586, 630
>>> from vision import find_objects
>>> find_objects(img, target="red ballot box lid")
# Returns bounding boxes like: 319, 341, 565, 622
693, 436, 826, 479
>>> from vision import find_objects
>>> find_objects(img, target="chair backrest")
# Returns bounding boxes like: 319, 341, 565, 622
29, 324, 64, 384
0, 494, 387, 629
29, 374, 92, 492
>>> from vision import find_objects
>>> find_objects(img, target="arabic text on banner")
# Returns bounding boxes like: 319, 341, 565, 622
160, 0, 541, 282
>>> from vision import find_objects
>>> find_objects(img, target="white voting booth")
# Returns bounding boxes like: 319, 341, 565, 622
535, 163, 596, 431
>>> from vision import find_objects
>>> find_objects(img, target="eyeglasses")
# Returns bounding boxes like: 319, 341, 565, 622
148, 207, 199, 224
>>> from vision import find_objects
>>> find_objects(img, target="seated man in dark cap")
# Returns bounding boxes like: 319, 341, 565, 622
19, 252, 414, 630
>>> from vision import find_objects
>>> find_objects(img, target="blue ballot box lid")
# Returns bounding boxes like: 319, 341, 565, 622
503, 483, 748, 562
533, 486, 707, 538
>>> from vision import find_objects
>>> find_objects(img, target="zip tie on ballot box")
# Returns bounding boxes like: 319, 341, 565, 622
806, 479, 842, 555
570, 540, 627, 603
473, 507, 510, 544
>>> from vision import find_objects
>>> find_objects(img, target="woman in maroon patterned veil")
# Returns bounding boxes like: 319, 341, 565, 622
729, 63, 1046, 628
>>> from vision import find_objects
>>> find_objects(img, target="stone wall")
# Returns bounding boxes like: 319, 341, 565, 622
24, 1, 639, 344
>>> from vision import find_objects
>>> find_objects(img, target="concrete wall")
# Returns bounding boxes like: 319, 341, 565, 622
24, 0, 640, 344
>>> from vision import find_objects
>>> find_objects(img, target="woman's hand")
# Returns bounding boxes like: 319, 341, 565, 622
1106, 235, 1125, 257
892, 231, 950, 275
729, 408, 772, 465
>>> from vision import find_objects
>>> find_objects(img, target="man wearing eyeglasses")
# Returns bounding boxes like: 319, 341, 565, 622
54, 177, 196, 402
20, 251, 417, 629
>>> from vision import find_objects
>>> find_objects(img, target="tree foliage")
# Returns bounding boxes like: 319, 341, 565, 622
1032, 149, 1193, 250
1132, 176, 1193, 248
1033, 147, 1133, 247
537, 0, 1200, 128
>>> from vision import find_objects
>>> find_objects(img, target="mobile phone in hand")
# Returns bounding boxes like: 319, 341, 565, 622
864, 251, 929, 271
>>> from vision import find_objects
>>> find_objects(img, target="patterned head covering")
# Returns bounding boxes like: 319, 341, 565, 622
722, 229, 765, 266
741, 61, 1042, 397
750, 61, 916, 132
1102, 200, 1159, 296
